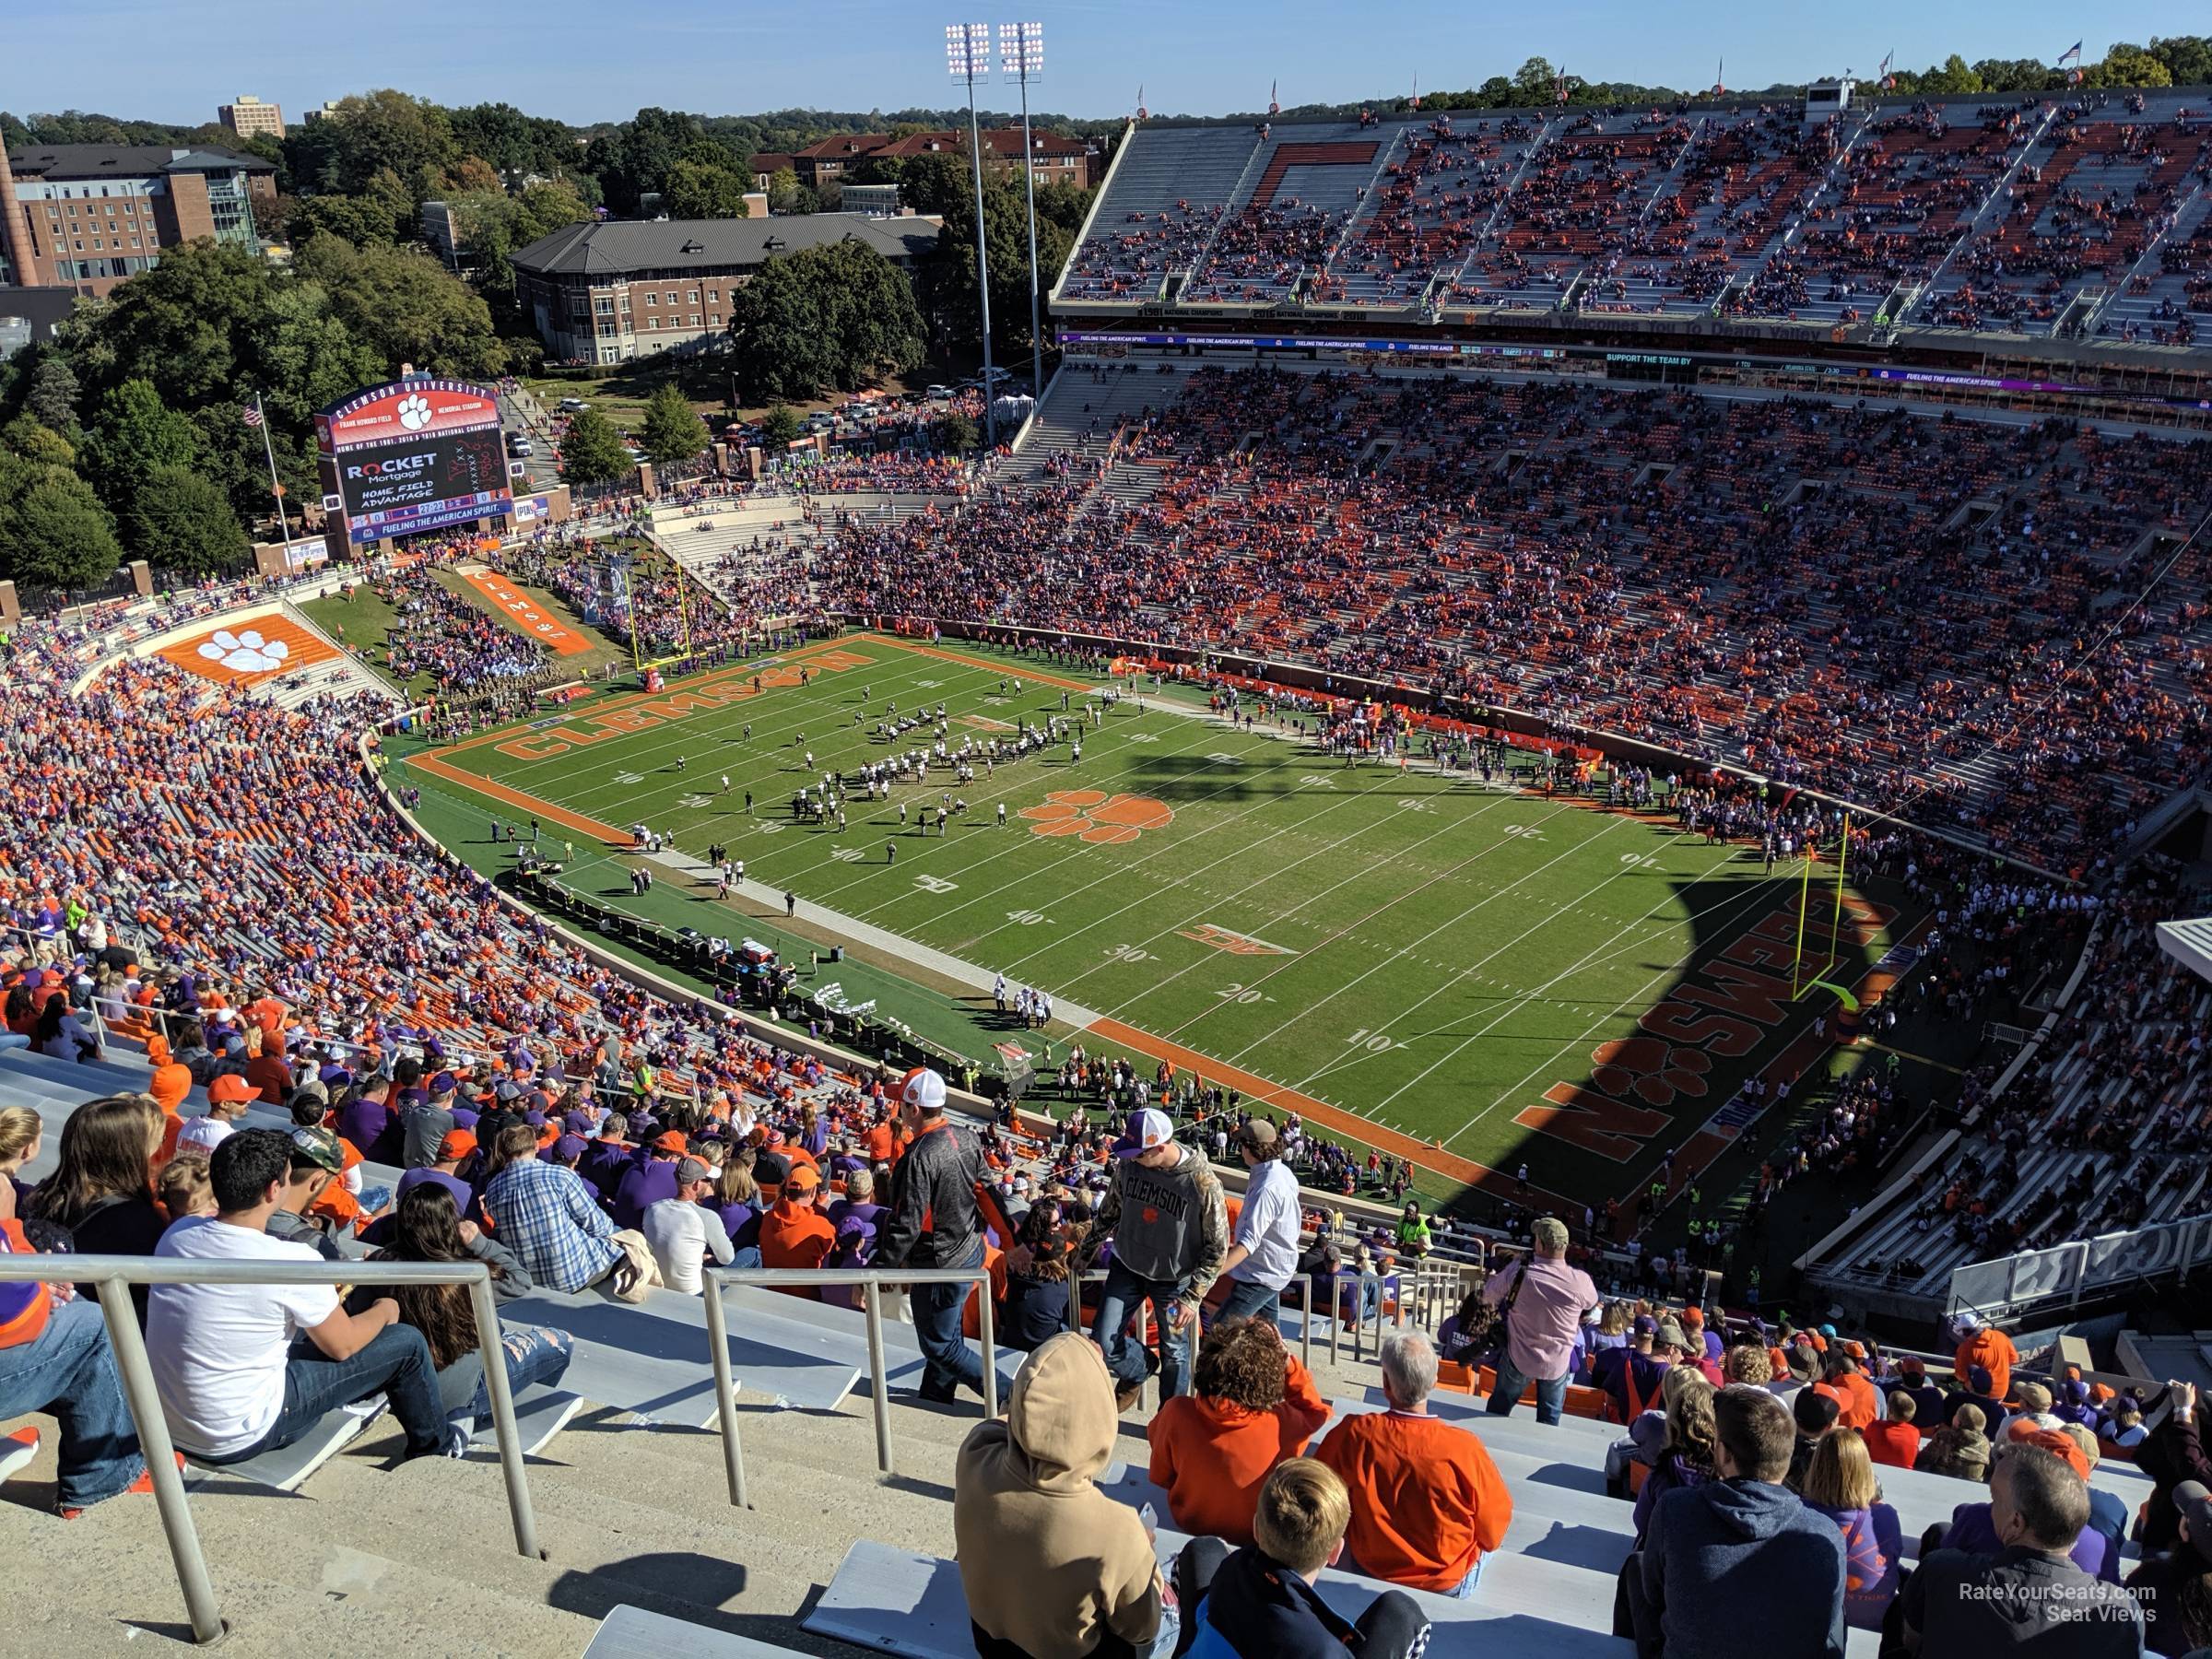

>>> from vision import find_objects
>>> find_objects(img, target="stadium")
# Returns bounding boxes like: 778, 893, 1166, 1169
4, 53, 2212, 1659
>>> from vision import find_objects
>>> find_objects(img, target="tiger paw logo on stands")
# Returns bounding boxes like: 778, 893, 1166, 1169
196, 629, 290, 674
396, 393, 433, 431
1020, 791, 1173, 845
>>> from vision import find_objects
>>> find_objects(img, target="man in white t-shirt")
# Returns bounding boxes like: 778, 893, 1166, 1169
173, 1073, 259, 1157
1214, 1119, 1303, 1323
641, 1157, 735, 1294
147, 1128, 450, 1465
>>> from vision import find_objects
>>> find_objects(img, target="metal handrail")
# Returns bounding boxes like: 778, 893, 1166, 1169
0, 1253, 541, 1646
1065, 1268, 1320, 1369
699, 1265, 998, 1507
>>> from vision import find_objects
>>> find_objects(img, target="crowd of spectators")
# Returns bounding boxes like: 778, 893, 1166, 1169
817, 363, 2212, 874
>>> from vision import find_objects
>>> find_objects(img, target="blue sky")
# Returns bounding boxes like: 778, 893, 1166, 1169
10, 1, 2194, 126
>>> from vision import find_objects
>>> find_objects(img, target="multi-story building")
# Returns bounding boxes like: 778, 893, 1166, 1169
300, 102, 343, 126
751, 127, 1099, 197
866, 127, 1096, 189
1, 143, 277, 294
218, 96, 286, 140
509, 213, 941, 365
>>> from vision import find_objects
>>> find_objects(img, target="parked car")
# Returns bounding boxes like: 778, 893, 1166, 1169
558, 396, 591, 412
925, 384, 953, 402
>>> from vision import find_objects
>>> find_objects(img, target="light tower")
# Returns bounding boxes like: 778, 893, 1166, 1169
946, 22, 998, 446
999, 20, 1046, 402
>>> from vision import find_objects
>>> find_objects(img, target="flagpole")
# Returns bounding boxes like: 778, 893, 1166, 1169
252, 392, 293, 562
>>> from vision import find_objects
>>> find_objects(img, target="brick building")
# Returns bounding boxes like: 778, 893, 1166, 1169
509, 213, 941, 365
218, 96, 286, 140
751, 126, 1098, 195
1, 143, 276, 294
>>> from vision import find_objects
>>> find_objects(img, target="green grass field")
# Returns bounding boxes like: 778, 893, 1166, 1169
387, 632, 1929, 1219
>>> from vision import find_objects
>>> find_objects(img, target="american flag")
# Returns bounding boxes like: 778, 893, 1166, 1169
241, 402, 264, 429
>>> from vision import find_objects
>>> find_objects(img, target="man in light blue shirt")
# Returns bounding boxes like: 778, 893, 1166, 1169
1216, 1120, 1302, 1323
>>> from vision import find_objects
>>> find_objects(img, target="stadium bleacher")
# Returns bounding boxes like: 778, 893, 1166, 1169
1057, 89, 2212, 341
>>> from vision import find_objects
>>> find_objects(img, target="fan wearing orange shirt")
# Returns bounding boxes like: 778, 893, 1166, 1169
1952, 1313, 2018, 1404
1148, 1316, 1331, 1547
759, 1163, 837, 1295
1312, 1330, 1512, 1596
1813, 1352, 1881, 1432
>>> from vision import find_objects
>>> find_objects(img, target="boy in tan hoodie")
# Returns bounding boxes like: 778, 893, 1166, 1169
956, 1332, 1171, 1658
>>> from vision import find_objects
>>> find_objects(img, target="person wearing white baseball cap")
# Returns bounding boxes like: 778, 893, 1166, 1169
1084, 1108, 1228, 1411
877, 1067, 991, 1406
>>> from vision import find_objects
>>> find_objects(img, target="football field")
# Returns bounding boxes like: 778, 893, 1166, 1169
393, 631, 1924, 1213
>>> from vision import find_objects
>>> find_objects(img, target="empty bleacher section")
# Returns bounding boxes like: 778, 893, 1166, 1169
1057, 91, 2212, 347
1054, 125, 1260, 301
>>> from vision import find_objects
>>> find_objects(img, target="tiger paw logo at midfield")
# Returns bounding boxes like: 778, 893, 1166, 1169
1019, 791, 1174, 845
1588, 1037, 1712, 1107
196, 629, 290, 674
396, 393, 433, 431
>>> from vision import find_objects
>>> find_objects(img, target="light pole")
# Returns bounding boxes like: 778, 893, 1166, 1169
999, 20, 1045, 403
947, 21, 998, 448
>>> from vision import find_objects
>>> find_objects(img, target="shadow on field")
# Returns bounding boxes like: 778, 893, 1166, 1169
1118, 750, 1500, 806
1460, 847, 1895, 1230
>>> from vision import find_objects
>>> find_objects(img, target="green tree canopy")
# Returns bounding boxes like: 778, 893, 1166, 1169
84, 378, 197, 509
126, 465, 252, 575
758, 405, 803, 449
0, 462, 124, 591
725, 239, 926, 403
295, 238, 506, 379
662, 159, 753, 220
559, 406, 632, 488
638, 383, 711, 465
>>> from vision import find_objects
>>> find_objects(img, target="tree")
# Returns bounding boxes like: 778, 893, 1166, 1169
2090, 44, 2173, 88
765, 166, 806, 216
559, 406, 632, 487
23, 355, 80, 433
726, 240, 926, 403
0, 416, 74, 468
295, 238, 506, 378
1927, 55, 1984, 94
638, 382, 710, 465
0, 466, 123, 591
127, 465, 251, 575
290, 192, 403, 249
758, 405, 803, 449
663, 159, 752, 220
84, 378, 197, 511
1512, 57, 1558, 102
900, 152, 969, 218
324, 89, 459, 194
936, 411, 978, 455
436, 156, 504, 196
2151, 35, 2212, 86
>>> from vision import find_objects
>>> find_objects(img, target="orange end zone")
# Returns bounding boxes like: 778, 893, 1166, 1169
156, 612, 337, 687
455, 569, 594, 656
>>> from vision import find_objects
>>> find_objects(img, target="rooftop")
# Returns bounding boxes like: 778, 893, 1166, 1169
509, 212, 941, 278
6, 143, 276, 179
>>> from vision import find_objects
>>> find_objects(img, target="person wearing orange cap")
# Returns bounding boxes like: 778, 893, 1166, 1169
759, 1163, 836, 1296
175, 1075, 258, 1157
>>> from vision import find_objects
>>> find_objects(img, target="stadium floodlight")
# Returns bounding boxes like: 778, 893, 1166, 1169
946, 22, 999, 446
999, 22, 1046, 402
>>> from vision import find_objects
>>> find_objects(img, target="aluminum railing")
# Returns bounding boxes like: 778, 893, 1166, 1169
700, 1265, 998, 1509
0, 1253, 541, 1647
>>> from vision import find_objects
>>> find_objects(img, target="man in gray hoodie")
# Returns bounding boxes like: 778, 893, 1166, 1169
1087, 1109, 1228, 1410
1631, 1382, 1847, 1658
